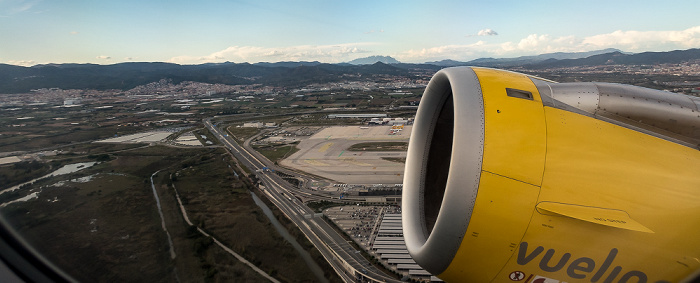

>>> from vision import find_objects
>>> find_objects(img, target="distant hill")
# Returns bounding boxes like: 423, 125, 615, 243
426, 48, 623, 67
0, 62, 268, 93
525, 48, 700, 69
0, 60, 410, 93
347, 56, 401, 65
253, 61, 322, 68
423, 59, 466, 67
1, 48, 699, 94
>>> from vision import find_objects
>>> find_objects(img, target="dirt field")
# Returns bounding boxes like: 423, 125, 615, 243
0, 145, 339, 282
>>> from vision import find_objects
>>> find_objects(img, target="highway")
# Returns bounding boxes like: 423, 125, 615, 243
204, 119, 401, 283
241, 130, 349, 202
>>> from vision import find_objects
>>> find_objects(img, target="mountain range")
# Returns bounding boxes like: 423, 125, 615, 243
426, 48, 624, 67
1, 48, 698, 94
347, 56, 401, 65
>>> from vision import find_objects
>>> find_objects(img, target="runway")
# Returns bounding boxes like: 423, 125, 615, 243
279, 125, 411, 184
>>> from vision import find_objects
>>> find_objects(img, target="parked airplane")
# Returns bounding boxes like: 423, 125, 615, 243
402, 67, 700, 282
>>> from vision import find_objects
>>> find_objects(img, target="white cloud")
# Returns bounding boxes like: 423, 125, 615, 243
397, 26, 700, 62
477, 29, 498, 36
394, 42, 483, 62
96, 55, 111, 60
169, 43, 375, 64
70, 31, 79, 35
466, 29, 499, 37
582, 26, 700, 51
0, 0, 41, 16
168, 26, 700, 64
517, 34, 549, 50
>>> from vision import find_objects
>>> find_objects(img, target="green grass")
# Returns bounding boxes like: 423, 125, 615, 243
226, 126, 261, 142
195, 128, 219, 145
0, 161, 51, 190
172, 152, 338, 282
347, 142, 408, 151
253, 144, 299, 163
0, 144, 340, 282
0, 122, 150, 153
2, 169, 174, 282
0, 146, 218, 282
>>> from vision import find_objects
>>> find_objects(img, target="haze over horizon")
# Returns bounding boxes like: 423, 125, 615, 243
2, 0, 699, 66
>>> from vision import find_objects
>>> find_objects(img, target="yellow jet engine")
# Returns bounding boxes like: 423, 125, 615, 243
402, 67, 700, 283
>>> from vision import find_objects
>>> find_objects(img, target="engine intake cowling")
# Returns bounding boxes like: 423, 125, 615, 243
402, 66, 700, 282
402, 67, 486, 276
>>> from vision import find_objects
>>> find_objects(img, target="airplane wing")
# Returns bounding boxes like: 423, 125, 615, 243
402, 67, 700, 282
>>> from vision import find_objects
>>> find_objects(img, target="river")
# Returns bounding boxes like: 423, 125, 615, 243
249, 191, 328, 283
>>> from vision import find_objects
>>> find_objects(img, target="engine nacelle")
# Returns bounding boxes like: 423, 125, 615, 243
402, 67, 700, 282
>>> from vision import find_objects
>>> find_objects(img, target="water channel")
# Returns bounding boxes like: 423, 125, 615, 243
249, 191, 328, 283
0, 162, 99, 207
0, 161, 99, 195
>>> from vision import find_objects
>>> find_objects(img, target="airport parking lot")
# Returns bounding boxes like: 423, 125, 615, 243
324, 205, 386, 248
324, 205, 436, 280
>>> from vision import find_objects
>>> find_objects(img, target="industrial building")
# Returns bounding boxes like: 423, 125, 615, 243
327, 114, 387, 119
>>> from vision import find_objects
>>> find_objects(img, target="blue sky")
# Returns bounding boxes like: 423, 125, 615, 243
1, 0, 699, 66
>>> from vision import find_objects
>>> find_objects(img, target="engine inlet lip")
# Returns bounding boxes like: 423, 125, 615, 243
403, 67, 485, 275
